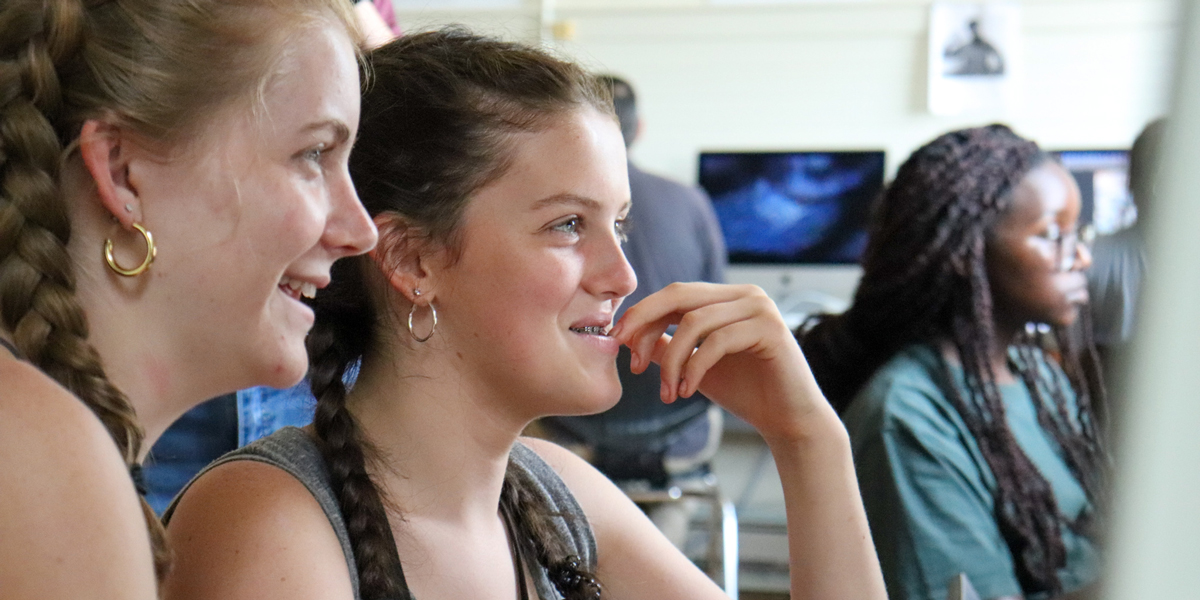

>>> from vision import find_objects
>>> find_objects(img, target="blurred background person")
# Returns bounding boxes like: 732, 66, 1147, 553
1087, 118, 1165, 358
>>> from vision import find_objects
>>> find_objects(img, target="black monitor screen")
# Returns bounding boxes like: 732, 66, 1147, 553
1053, 150, 1134, 235
698, 151, 886, 265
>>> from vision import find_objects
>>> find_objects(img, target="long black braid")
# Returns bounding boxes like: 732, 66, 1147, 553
800, 125, 1109, 595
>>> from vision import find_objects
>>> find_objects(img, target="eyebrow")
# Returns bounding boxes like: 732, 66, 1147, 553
530, 193, 631, 214
302, 120, 351, 143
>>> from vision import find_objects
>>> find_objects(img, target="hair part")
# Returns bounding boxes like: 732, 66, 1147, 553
800, 124, 1109, 595
308, 28, 610, 600
0, 0, 361, 583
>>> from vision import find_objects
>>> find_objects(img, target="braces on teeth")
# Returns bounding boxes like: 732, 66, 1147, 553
571, 325, 610, 336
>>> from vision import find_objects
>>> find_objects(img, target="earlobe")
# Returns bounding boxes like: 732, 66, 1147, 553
79, 120, 141, 228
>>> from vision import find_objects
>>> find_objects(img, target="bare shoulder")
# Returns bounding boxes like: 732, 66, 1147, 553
0, 358, 158, 599
164, 458, 355, 600
0, 357, 116, 444
518, 436, 639, 519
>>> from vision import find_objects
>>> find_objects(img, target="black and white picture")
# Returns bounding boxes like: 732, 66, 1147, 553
928, 3, 1021, 115
943, 19, 1006, 76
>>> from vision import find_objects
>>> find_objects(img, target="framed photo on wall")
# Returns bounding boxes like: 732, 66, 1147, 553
928, 2, 1022, 116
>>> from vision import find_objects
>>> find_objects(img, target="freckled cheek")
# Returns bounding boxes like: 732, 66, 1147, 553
269, 198, 327, 254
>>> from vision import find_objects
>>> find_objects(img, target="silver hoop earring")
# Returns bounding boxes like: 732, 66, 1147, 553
407, 301, 438, 343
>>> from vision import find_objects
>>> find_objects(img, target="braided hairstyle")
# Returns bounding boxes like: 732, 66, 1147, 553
306, 29, 611, 600
801, 125, 1109, 595
0, 0, 358, 584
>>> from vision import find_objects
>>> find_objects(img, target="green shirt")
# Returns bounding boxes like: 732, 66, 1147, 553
843, 344, 1100, 600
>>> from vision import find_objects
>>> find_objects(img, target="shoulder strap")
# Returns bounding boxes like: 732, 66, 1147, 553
0, 337, 20, 359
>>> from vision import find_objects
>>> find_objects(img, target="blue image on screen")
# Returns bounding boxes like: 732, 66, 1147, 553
698, 151, 886, 264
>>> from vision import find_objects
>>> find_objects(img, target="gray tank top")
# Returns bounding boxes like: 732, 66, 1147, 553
163, 427, 597, 600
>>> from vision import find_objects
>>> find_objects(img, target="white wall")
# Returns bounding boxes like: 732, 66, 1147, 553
393, 0, 1178, 184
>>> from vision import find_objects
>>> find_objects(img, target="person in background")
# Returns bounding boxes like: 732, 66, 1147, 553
162, 29, 886, 600
142, 1, 399, 513
801, 125, 1108, 600
540, 74, 728, 549
1087, 118, 1165, 354
0, 0, 376, 596
354, 0, 401, 47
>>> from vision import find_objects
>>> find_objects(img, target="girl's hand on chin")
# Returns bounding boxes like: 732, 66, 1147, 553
610, 282, 834, 444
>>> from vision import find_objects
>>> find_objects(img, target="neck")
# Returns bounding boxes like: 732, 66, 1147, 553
80, 280, 198, 459
346, 339, 527, 524
67, 188, 208, 459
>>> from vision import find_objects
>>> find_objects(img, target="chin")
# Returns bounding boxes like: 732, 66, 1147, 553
1051, 304, 1083, 329
563, 374, 623, 417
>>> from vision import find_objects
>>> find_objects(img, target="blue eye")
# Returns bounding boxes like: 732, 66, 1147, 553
304, 143, 328, 163
614, 218, 629, 242
553, 217, 580, 235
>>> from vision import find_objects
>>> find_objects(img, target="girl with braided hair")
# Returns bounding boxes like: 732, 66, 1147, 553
801, 125, 1108, 600
0, 0, 376, 597
164, 29, 886, 600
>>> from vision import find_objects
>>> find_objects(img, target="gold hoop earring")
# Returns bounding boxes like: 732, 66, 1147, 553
104, 222, 157, 277
407, 301, 438, 343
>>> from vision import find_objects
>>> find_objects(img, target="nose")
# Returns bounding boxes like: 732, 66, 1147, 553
323, 170, 379, 257
586, 228, 637, 302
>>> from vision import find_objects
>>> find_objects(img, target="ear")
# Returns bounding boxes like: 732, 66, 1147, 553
369, 213, 442, 305
79, 119, 142, 228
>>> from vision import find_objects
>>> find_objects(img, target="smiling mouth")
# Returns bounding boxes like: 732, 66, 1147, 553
279, 275, 317, 300
569, 325, 612, 336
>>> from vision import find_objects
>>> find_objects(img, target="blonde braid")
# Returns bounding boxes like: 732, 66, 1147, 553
1, 0, 167, 580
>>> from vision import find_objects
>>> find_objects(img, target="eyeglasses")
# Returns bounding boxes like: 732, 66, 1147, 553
1040, 223, 1096, 271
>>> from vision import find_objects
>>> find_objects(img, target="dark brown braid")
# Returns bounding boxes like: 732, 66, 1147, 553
501, 464, 602, 600
307, 256, 412, 600
307, 29, 611, 600
800, 125, 1110, 595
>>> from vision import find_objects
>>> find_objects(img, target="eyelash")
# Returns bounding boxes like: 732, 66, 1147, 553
615, 217, 629, 242
303, 143, 329, 163
550, 215, 630, 241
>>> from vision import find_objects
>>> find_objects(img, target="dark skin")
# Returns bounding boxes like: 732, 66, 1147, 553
979, 161, 1092, 385
970, 161, 1096, 599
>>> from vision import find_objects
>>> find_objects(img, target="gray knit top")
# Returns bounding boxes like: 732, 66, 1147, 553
163, 426, 597, 599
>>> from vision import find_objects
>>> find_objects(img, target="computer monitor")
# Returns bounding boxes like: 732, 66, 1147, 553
1053, 149, 1135, 235
697, 150, 886, 322
698, 150, 886, 264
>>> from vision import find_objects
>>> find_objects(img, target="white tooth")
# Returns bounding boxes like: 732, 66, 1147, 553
301, 282, 317, 299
